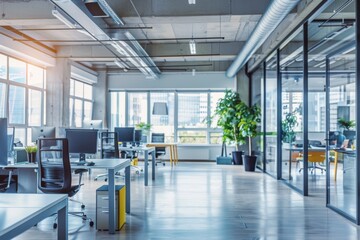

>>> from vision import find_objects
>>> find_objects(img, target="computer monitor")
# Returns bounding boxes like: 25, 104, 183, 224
66, 128, 98, 161
0, 118, 8, 165
31, 126, 56, 143
134, 130, 142, 146
114, 127, 134, 147
83, 119, 103, 129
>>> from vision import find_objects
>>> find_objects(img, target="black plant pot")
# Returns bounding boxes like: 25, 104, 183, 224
232, 151, 244, 165
243, 155, 257, 171
27, 152, 37, 163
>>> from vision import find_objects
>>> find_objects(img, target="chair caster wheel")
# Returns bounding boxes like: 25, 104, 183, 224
141, 169, 143, 172
53, 223, 57, 229
104, 178, 108, 182
90, 221, 94, 227
163, 163, 165, 166
135, 170, 140, 174
94, 178, 98, 181
155, 163, 158, 166
81, 204, 85, 209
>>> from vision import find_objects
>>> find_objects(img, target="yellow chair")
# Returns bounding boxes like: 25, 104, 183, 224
297, 150, 326, 174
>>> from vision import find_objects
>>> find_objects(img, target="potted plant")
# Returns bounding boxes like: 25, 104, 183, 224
237, 102, 261, 171
135, 122, 152, 143
281, 110, 298, 144
338, 118, 356, 147
213, 89, 245, 165
24, 145, 38, 163
338, 118, 355, 131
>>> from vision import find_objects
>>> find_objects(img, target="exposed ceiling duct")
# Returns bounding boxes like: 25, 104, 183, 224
226, 0, 301, 78
51, 0, 160, 78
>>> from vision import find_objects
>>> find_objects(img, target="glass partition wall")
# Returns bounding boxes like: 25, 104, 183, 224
279, 28, 304, 191
327, 45, 356, 220
265, 52, 278, 177
250, 0, 359, 224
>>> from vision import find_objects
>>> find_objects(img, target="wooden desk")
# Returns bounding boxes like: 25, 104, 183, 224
0, 193, 68, 239
146, 143, 178, 166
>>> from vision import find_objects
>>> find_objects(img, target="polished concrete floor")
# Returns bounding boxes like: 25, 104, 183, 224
14, 162, 360, 240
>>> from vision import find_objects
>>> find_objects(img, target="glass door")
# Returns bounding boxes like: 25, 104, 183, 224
326, 44, 356, 220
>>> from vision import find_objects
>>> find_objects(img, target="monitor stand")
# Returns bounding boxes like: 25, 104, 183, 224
79, 153, 86, 162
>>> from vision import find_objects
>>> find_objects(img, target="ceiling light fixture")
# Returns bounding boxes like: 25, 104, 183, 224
188, 0, 196, 4
189, 40, 196, 54
52, 9, 77, 29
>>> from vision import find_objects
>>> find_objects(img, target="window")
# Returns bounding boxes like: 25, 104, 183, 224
128, 92, 147, 126
110, 90, 225, 144
178, 93, 208, 128
69, 79, 93, 127
0, 54, 7, 79
150, 92, 175, 142
0, 55, 46, 145
9, 57, 26, 84
9, 85, 25, 124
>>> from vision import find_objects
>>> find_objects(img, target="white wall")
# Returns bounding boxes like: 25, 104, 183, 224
108, 72, 235, 90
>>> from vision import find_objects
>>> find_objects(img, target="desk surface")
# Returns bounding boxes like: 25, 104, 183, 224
1, 158, 131, 170
0, 194, 68, 239
118, 146, 155, 152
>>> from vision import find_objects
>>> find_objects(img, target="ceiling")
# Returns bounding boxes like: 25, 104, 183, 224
0, 0, 269, 75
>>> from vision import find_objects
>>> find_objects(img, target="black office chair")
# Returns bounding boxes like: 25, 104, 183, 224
0, 168, 15, 192
37, 138, 94, 229
95, 132, 122, 181
151, 133, 166, 166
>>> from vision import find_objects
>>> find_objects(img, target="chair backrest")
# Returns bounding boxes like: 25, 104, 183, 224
152, 133, 165, 143
152, 133, 165, 153
308, 150, 326, 163
101, 132, 119, 158
37, 138, 72, 194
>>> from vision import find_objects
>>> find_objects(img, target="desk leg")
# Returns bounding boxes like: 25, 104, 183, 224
334, 151, 338, 181
108, 168, 115, 234
125, 165, 130, 213
174, 145, 178, 164
144, 150, 148, 186
289, 151, 292, 180
57, 200, 68, 240
169, 146, 173, 166
152, 151, 156, 180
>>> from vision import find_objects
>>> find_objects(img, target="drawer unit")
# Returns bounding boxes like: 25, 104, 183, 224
96, 185, 126, 230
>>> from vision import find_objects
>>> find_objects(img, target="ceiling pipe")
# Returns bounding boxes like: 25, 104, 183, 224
226, 0, 301, 78
51, 0, 160, 78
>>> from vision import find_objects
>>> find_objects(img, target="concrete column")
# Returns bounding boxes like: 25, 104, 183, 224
92, 68, 107, 128
46, 58, 71, 127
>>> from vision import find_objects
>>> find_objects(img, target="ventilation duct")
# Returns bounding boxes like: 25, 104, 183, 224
226, 0, 301, 78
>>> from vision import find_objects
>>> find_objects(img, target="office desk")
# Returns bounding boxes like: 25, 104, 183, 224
0, 158, 130, 234
333, 148, 355, 181
146, 143, 178, 165
0, 193, 68, 239
119, 146, 155, 186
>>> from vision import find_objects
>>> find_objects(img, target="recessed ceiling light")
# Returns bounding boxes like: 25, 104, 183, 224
188, 0, 196, 4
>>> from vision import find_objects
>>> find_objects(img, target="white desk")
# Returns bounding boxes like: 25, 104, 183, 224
0, 158, 131, 234
118, 146, 156, 186
0, 193, 68, 239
